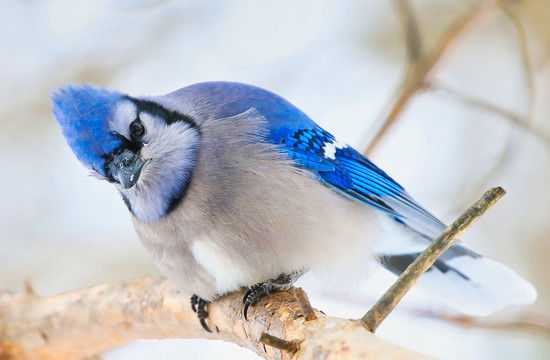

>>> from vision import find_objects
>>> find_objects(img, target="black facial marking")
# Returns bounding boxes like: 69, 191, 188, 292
119, 191, 134, 215
165, 174, 194, 216
111, 96, 201, 222
122, 95, 200, 131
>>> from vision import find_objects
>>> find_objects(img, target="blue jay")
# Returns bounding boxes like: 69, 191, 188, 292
52, 81, 536, 332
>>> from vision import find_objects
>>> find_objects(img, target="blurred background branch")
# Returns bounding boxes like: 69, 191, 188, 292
363, 0, 550, 155
2, 1, 550, 358
359, 0, 550, 354
363, 0, 499, 155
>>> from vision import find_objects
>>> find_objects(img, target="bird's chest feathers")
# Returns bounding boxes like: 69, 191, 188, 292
190, 235, 253, 293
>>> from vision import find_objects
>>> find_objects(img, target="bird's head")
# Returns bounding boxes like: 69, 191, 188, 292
52, 84, 200, 223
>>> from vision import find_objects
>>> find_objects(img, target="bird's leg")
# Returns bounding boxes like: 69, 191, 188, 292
242, 270, 305, 320
190, 294, 212, 332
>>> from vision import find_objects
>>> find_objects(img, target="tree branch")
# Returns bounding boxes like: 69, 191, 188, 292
0, 278, 434, 360
0, 188, 508, 358
361, 186, 506, 332
500, 0, 535, 125
362, 1, 500, 156
431, 82, 550, 148
393, 0, 425, 68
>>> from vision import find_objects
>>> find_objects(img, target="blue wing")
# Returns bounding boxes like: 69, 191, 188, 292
174, 82, 535, 315
182, 82, 451, 241
178, 81, 456, 242
273, 125, 447, 239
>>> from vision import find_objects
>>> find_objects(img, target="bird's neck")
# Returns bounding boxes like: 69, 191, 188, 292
119, 149, 198, 223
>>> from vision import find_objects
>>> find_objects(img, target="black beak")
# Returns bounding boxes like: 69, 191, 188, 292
108, 148, 147, 189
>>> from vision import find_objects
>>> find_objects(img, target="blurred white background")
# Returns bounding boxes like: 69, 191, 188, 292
1, 0, 549, 359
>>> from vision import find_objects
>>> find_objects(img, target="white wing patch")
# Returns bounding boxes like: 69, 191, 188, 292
322, 139, 346, 160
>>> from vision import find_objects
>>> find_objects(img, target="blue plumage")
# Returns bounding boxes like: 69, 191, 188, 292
269, 125, 447, 238
174, 83, 430, 223
169, 82, 465, 237
51, 84, 124, 176
174, 83, 429, 220
277, 127, 397, 213
169, 81, 317, 139
51, 81, 537, 320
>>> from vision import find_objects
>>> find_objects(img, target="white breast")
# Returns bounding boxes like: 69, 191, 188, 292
190, 234, 254, 295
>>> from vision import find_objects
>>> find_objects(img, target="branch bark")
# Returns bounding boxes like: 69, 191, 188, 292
0, 277, 434, 360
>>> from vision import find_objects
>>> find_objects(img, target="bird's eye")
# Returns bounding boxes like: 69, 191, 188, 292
129, 119, 145, 138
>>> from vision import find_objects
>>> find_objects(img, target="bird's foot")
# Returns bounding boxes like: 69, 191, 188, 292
242, 271, 304, 320
190, 294, 212, 332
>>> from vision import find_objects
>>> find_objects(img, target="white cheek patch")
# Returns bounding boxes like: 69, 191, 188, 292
139, 120, 198, 161
323, 140, 346, 160
122, 118, 200, 223
110, 100, 138, 137
137, 112, 161, 145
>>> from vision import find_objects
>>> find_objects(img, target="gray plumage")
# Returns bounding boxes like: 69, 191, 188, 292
51, 81, 537, 318
132, 109, 376, 299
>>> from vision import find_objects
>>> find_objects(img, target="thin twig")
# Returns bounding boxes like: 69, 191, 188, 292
393, 0, 425, 67
429, 82, 519, 206
432, 82, 550, 148
431, 83, 525, 122
24, 278, 36, 297
363, 1, 499, 155
293, 288, 317, 321
501, 0, 535, 125
258, 333, 300, 355
361, 186, 506, 333
460, 1, 539, 192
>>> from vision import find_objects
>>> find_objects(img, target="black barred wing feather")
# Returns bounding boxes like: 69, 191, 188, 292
279, 126, 446, 240
273, 125, 537, 316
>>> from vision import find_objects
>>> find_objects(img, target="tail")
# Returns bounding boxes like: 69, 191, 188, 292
380, 244, 537, 316
375, 203, 537, 316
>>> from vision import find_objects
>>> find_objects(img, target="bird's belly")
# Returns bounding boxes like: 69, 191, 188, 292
190, 233, 256, 295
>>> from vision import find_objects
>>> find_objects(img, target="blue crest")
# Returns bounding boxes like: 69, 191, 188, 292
51, 84, 124, 176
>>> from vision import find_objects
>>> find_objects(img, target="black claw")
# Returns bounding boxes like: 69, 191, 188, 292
241, 283, 274, 320
196, 299, 212, 333
241, 285, 263, 320
243, 289, 252, 304
190, 294, 198, 313
241, 272, 305, 321
199, 318, 212, 333
190, 295, 212, 332
243, 301, 251, 321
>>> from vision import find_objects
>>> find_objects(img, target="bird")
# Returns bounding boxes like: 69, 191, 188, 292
51, 81, 536, 332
